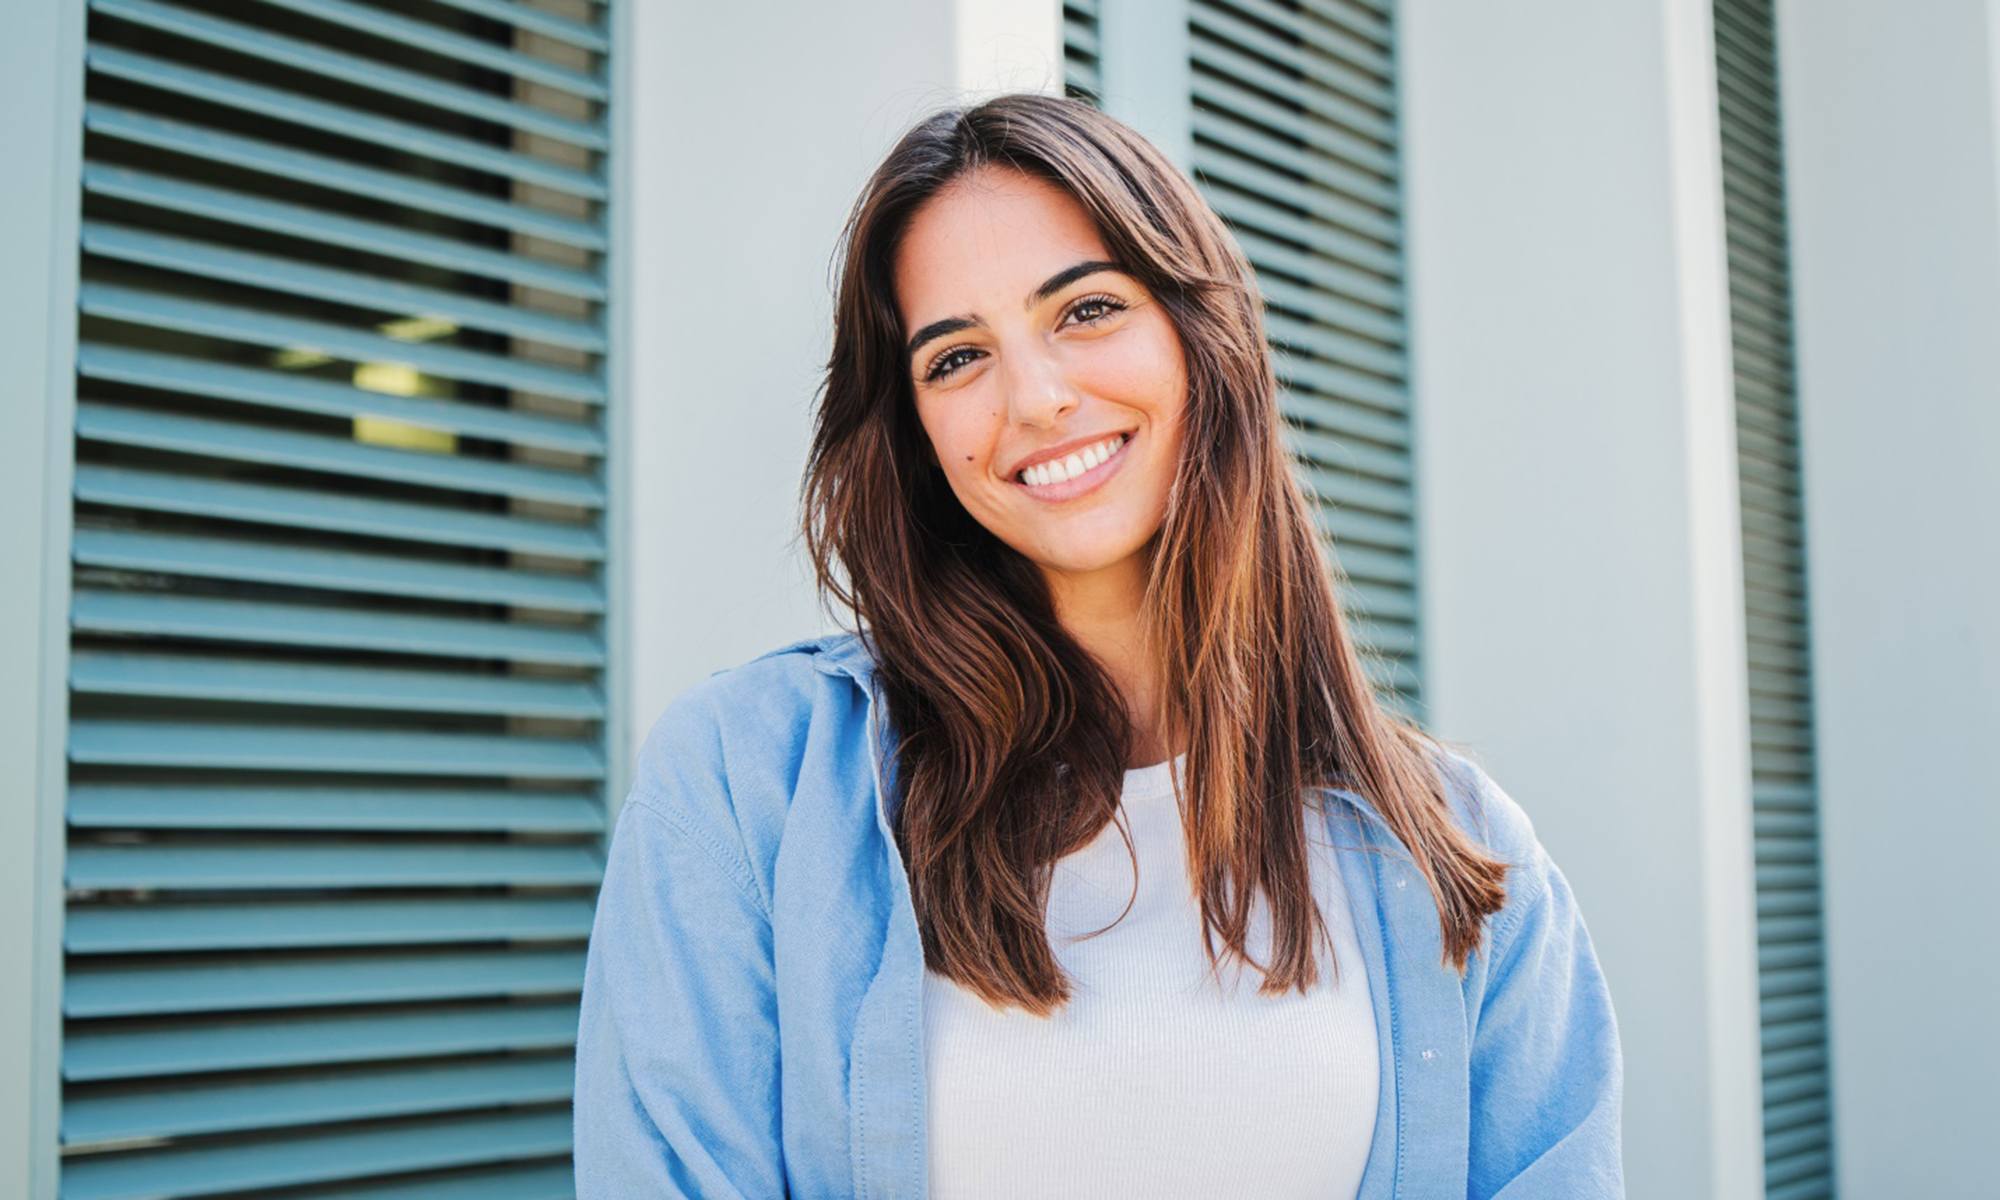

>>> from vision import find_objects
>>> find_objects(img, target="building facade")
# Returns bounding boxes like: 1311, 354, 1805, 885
4, 1, 1994, 1197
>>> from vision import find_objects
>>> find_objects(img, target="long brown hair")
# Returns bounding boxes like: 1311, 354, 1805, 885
801, 93, 1510, 1016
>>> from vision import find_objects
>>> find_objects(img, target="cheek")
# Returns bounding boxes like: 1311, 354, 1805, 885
919, 402, 1003, 478
1081, 321, 1187, 410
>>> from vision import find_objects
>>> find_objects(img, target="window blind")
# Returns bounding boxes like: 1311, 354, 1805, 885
1071, 0, 1420, 716
60, 1, 613, 1195
1714, 1, 1837, 1195
1187, 0, 1417, 716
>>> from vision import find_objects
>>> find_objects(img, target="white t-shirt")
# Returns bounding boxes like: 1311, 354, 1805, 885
921, 752, 1379, 1198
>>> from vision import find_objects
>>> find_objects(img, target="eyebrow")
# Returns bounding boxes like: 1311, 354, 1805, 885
904, 259, 1126, 364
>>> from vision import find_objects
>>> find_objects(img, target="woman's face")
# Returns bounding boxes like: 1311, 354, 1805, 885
893, 164, 1189, 586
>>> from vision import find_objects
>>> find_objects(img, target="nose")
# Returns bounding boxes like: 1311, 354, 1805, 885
1001, 340, 1079, 430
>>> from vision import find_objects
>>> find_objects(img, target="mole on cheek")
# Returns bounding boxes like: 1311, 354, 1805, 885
965, 455, 973, 462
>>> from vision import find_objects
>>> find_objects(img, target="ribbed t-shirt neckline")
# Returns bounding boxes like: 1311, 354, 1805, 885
1121, 750, 1187, 801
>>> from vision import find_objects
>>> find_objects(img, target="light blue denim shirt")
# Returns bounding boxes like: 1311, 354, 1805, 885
574, 630, 1625, 1198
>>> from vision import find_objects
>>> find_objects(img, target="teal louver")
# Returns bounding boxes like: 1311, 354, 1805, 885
1196, 0, 1422, 717
1713, 1, 1838, 1196
1066, 1, 1420, 719
61, 0, 613, 1196
1062, 0, 1102, 103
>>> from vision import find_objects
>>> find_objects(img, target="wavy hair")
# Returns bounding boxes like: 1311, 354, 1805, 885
801, 92, 1510, 1015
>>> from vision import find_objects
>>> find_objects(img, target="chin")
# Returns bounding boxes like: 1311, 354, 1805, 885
1024, 538, 1152, 577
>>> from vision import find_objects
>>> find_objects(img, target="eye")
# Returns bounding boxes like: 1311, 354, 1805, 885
1066, 293, 1126, 326
922, 345, 984, 383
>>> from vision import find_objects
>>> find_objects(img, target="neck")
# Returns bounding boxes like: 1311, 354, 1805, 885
1041, 551, 1178, 769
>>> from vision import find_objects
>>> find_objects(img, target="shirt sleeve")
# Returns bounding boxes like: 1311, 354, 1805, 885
1467, 835, 1627, 1198
572, 694, 786, 1198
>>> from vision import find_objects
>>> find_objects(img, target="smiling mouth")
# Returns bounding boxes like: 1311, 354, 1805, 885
1012, 430, 1135, 500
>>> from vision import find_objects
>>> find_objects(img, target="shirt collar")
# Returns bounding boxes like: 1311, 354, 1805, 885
808, 627, 880, 686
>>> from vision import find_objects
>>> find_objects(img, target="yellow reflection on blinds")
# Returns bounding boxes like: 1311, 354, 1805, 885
353, 415, 456, 454
353, 361, 423, 396
350, 316, 465, 452
352, 360, 456, 454
272, 347, 335, 369
377, 315, 458, 342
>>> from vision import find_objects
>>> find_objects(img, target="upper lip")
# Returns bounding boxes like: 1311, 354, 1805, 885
1005, 429, 1134, 479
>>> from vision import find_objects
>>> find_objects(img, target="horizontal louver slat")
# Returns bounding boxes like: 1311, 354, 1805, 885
66, 949, 586, 1018
65, 1054, 576, 1146
69, 720, 605, 777
72, 650, 602, 716
57, 1108, 573, 1200
70, 784, 600, 840
65, 1001, 583, 1081
68, 896, 598, 953
71, 528, 604, 611
76, 465, 607, 560
246, 1160, 577, 1200
72, 589, 605, 664
69, 842, 604, 891
69, 783, 604, 833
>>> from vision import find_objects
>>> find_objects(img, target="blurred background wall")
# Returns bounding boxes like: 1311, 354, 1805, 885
3, 0, 1994, 1197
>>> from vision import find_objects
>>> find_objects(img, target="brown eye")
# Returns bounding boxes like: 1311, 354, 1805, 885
924, 346, 983, 383
1067, 294, 1126, 325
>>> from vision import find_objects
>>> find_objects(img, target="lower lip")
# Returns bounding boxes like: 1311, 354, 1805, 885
1012, 433, 1136, 502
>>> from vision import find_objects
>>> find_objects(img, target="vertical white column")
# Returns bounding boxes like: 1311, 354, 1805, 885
1399, 2, 1765, 1196
0, 3, 82, 1198
956, 0, 1066, 99
615, 1, 1061, 787
1775, 1, 2000, 1193
1097, 0, 1194, 174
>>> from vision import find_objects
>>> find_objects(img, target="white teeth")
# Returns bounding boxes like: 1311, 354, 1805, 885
1019, 433, 1127, 487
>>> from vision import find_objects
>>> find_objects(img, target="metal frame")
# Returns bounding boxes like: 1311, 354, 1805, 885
1, 1, 85, 1196
1097, 0, 1194, 174
603, 0, 632, 821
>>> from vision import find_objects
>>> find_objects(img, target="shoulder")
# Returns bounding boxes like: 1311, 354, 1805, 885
634, 631, 865, 773
1427, 743, 1556, 930
624, 632, 870, 878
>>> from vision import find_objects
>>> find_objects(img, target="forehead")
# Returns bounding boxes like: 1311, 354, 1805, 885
892, 166, 1110, 323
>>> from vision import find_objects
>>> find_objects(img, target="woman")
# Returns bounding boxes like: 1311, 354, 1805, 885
574, 93, 1623, 1199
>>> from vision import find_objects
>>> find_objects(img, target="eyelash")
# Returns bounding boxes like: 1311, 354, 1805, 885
921, 293, 1128, 383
